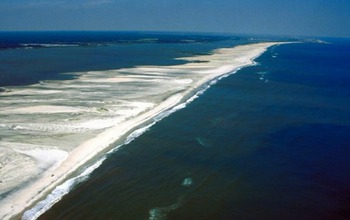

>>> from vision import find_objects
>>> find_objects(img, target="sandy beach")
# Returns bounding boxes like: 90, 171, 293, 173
0, 42, 283, 219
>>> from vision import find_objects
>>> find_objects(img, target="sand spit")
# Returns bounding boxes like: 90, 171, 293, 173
0, 42, 284, 219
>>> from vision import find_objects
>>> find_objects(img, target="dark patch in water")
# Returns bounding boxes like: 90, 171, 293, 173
265, 124, 350, 220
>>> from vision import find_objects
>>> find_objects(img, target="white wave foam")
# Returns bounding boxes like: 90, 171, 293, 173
15, 43, 278, 220
153, 69, 237, 123
106, 121, 157, 155
21, 120, 158, 219
149, 197, 183, 220
22, 158, 105, 220
182, 177, 193, 187
20, 72, 233, 219
124, 122, 156, 145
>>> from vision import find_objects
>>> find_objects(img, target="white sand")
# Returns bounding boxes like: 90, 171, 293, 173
0, 42, 285, 219
1, 105, 90, 114
0, 142, 68, 195
14, 149, 68, 172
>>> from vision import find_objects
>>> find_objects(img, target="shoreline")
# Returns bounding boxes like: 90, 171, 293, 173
0, 42, 285, 220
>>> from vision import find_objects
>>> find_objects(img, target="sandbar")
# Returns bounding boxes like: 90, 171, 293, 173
0, 42, 285, 219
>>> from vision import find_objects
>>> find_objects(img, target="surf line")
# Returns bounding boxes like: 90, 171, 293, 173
0, 42, 286, 220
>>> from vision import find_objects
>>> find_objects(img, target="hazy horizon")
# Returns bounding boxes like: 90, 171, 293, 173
1, 0, 349, 38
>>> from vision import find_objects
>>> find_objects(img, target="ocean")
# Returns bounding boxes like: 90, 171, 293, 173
1, 32, 350, 220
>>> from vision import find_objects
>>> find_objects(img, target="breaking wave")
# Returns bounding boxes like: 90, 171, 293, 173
22, 158, 105, 220
21, 63, 245, 220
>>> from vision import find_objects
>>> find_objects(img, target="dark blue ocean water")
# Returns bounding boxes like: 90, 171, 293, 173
37, 39, 350, 220
0, 31, 253, 87
2, 33, 349, 219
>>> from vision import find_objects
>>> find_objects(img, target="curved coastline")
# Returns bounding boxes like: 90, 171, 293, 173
0, 42, 285, 220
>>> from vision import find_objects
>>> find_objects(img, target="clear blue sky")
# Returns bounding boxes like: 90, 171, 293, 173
0, 0, 349, 37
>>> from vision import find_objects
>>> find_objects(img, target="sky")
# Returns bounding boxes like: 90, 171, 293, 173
0, 0, 349, 37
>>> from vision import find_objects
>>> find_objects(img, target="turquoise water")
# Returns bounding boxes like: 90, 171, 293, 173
37, 40, 350, 219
